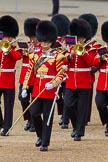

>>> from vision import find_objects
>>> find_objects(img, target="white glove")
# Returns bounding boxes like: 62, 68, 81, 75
45, 82, 54, 90
21, 89, 27, 98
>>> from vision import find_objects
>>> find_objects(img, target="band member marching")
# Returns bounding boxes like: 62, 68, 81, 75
18, 17, 41, 132
51, 13, 70, 129
93, 21, 108, 137
79, 13, 102, 125
0, 15, 22, 136
21, 20, 66, 151
63, 18, 93, 141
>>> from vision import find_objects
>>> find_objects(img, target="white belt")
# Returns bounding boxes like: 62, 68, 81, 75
22, 63, 29, 67
36, 74, 55, 78
100, 69, 108, 73
0, 69, 15, 72
69, 68, 90, 72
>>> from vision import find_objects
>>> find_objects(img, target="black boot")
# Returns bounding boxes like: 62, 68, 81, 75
105, 124, 108, 136
71, 129, 76, 138
0, 129, 9, 136
29, 123, 35, 132
24, 120, 31, 131
35, 137, 42, 147
61, 123, 68, 129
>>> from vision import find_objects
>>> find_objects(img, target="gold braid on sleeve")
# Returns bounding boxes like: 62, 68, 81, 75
22, 58, 34, 89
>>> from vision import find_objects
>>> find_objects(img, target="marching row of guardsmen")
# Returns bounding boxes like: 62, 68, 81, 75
0, 13, 108, 152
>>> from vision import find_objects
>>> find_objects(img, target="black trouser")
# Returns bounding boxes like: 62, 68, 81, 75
85, 83, 93, 123
30, 98, 54, 146
18, 84, 33, 121
0, 99, 3, 127
56, 82, 65, 115
52, 0, 59, 15
95, 90, 108, 125
56, 82, 69, 124
64, 88, 90, 136
0, 88, 15, 130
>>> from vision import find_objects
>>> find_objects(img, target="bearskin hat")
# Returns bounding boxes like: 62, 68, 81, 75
24, 18, 40, 37
0, 15, 19, 38
51, 14, 70, 36
70, 18, 92, 40
79, 13, 98, 37
36, 20, 57, 43
101, 21, 108, 43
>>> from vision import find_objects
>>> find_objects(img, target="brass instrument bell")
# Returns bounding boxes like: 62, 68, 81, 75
102, 53, 108, 61
0, 40, 11, 53
0, 38, 22, 54
73, 43, 85, 56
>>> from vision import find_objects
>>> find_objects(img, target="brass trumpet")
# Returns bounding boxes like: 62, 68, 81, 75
0, 38, 22, 53
73, 39, 94, 56
0, 40, 11, 53
97, 46, 108, 61
102, 54, 108, 61
73, 43, 85, 56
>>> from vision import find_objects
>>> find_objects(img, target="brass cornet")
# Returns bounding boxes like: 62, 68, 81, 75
73, 43, 85, 56
102, 54, 108, 61
73, 39, 94, 56
0, 38, 22, 53
97, 46, 108, 61
0, 40, 11, 53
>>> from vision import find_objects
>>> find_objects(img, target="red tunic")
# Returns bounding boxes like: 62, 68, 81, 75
19, 55, 29, 84
0, 46, 22, 88
85, 39, 102, 83
19, 44, 42, 86
93, 56, 108, 91
29, 49, 65, 99
64, 49, 93, 89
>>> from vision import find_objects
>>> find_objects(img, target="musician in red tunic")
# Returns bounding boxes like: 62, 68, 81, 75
79, 13, 102, 125
51, 13, 70, 129
18, 18, 41, 132
21, 20, 66, 151
93, 21, 108, 137
63, 18, 93, 141
0, 15, 22, 136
